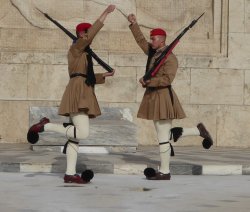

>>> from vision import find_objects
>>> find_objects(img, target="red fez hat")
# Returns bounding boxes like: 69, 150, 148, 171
76, 23, 92, 33
150, 28, 167, 37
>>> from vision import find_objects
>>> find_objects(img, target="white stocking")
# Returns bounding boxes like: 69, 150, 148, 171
65, 142, 79, 175
44, 112, 89, 140
44, 112, 90, 175
182, 127, 200, 137
153, 120, 172, 174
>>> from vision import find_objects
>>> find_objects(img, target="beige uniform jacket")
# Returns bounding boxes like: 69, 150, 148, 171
59, 20, 105, 118
130, 23, 186, 120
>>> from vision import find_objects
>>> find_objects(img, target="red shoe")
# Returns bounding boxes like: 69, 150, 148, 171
27, 117, 50, 144
197, 123, 213, 149
147, 172, 171, 180
64, 174, 88, 184
29, 117, 50, 133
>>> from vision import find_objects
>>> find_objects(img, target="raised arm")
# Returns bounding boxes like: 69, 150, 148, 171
98, 5, 116, 23
128, 14, 149, 55
74, 5, 116, 51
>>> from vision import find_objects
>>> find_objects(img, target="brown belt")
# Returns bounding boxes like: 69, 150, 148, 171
147, 85, 174, 105
70, 73, 87, 79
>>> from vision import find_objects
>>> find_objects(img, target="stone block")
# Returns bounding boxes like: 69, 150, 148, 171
0, 64, 28, 100
53, 52, 68, 65
0, 162, 20, 172
90, 31, 110, 51
242, 165, 250, 175
172, 67, 191, 104
191, 68, 244, 105
27, 64, 68, 100
244, 71, 250, 105
0, 28, 70, 51
202, 165, 242, 175
229, 0, 245, 33
114, 164, 146, 175
0, 101, 29, 143
217, 105, 250, 147
10, 0, 84, 29
228, 33, 250, 63
109, 53, 147, 67
170, 162, 202, 175
108, 31, 141, 52
0, 0, 30, 28
178, 55, 250, 70
136, 67, 146, 103
20, 163, 52, 173
246, 0, 250, 33
1, 51, 54, 65
95, 75, 137, 103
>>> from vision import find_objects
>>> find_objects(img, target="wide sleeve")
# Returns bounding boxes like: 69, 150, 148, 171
129, 23, 149, 55
146, 53, 178, 87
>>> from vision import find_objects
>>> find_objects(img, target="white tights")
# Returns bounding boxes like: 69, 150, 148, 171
153, 120, 200, 174
44, 112, 89, 175
44, 112, 89, 141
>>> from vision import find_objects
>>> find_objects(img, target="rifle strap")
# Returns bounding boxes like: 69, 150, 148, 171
145, 45, 156, 74
85, 47, 96, 87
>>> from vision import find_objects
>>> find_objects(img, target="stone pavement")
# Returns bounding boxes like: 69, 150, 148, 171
0, 143, 250, 175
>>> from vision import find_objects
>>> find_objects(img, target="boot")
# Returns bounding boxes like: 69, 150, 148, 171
147, 172, 171, 180
64, 174, 88, 184
197, 123, 213, 149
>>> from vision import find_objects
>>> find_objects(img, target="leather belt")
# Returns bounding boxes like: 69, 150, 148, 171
70, 73, 87, 79
147, 85, 174, 105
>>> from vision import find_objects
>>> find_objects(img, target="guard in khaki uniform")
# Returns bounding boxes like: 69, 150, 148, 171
128, 14, 213, 180
27, 5, 116, 184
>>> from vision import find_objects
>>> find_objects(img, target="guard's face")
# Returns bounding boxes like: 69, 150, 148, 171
78, 31, 85, 38
150, 35, 165, 50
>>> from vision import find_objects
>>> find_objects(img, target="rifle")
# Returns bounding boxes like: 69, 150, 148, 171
36, 8, 113, 72
143, 12, 204, 81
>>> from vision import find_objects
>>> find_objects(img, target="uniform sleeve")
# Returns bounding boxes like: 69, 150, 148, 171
73, 20, 104, 53
129, 23, 149, 55
95, 73, 105, 84
146, 53, 178, 87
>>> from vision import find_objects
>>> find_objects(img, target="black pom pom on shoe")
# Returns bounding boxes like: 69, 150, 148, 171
144, 167, 156, 178
27, 131, 39, 144
81, 169, 94, 182
170, 127, 183, 142
202, 138, 212, 149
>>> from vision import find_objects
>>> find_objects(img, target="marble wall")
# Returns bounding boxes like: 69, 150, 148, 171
0, 0, 250, 147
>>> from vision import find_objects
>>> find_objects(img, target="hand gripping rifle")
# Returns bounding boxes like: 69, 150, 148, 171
36, 8, 113, 72
143, 13, 204, 81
